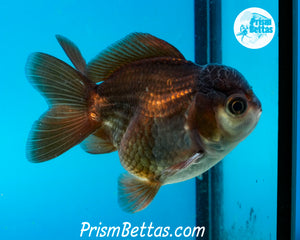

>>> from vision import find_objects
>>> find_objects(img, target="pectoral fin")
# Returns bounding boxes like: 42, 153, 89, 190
161, 152, 204, 179
118, 174, 161, 213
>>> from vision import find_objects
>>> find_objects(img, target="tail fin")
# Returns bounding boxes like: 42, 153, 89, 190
26, 53, 100, 162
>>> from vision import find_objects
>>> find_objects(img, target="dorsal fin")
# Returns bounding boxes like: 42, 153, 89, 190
56, 35, 86, 74
87, 32, 185, 83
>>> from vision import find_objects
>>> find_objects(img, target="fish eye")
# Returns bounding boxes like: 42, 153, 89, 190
227, 95, 247, 116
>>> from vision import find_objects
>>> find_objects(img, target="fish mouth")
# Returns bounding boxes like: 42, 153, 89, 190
258, 108, 262, 116
257, 103, 262, 120
251, 100, 262, 130
254, 104, 262, 121
253, 95, 262, 110
250, 94, 262, 117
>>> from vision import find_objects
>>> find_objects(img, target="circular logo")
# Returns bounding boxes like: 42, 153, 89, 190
234, 7, 275, 49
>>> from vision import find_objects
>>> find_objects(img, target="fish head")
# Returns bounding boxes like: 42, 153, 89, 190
190, 64, 262, 148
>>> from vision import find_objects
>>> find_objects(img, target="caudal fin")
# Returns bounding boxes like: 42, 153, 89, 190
26, 52, 100, 162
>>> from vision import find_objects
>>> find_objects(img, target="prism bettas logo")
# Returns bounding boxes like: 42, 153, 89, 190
234, 8, 275, 49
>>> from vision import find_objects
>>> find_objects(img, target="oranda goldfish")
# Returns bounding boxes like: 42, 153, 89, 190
26, 33, 262, 213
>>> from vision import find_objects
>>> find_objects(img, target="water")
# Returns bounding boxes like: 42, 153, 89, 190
0, 0, 293, 240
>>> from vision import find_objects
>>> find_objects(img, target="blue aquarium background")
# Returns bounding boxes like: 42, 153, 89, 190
0, 0, 298, 239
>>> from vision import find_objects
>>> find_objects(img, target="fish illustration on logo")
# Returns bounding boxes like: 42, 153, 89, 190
234, 8, 275, 49
26, 33, 262, 212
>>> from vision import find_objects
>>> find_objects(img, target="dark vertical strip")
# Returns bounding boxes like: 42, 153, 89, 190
208, 1, 223, 240
195, 0, 208, 65
291, 1, 298, 239
195, 1, 223, 240
277, 0, 296, 239
195, 1, 210, 239
209, 0, 222, 63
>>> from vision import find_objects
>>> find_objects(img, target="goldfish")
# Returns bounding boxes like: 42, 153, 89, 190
26, 33, 262, 213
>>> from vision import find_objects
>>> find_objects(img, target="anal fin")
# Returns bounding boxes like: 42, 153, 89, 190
118, 174, 161, 213
81, 128, 116, 154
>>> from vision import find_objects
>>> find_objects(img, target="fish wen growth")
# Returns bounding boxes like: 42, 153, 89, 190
26, 33, 262, 213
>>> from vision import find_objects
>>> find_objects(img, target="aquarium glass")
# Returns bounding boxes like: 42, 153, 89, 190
0, 0, 289, 239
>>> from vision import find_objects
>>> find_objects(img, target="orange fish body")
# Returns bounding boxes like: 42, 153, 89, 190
26, 33, 262, 213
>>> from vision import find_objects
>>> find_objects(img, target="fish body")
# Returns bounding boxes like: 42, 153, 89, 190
26, 33, 262, 212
